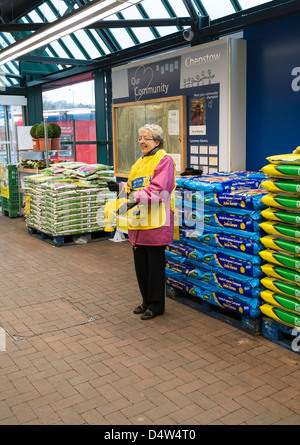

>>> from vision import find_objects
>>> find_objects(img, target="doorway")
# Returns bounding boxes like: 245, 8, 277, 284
0, 104, 24, 165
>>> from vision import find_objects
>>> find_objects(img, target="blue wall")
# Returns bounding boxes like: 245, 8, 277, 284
245, 13, 300, 171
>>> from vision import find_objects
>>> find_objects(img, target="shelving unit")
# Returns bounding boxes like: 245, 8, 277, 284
16, 120, 75, 215
16, 121, 52, 216
18, 166, 44, 200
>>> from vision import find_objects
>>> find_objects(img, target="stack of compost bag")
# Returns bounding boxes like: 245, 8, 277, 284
259, 153, 300, 328
23, 161, 116, 236
165, 171, 267, 319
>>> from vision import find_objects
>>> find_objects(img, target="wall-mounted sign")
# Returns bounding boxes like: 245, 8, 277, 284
112, 38, 246, 173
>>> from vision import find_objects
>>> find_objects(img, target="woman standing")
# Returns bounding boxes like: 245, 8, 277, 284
118, 124, 176, 320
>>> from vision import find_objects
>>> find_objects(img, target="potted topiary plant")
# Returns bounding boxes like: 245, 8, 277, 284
30, 124, 40, 151
48, 123, 61, 150
35, 123, 54, 151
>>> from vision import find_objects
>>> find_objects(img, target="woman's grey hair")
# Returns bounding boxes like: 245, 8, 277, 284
139, 124, 164, 148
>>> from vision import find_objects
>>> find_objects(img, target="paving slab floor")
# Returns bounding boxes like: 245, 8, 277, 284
0, 214, 300, 426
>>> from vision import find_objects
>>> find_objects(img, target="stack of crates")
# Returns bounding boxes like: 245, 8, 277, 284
0, 165, 20, 218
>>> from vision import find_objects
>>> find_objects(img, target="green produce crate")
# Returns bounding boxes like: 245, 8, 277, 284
4, 165, 18, 186
1, 205, 19, 217
1, 194, 20, 218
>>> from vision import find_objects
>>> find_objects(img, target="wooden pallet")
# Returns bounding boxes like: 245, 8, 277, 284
166, 284, 262, 336
27, 226, 111, 247
262, 317, 300, 354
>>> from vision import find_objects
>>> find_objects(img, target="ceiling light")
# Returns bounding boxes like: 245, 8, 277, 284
0, 0, 142, 66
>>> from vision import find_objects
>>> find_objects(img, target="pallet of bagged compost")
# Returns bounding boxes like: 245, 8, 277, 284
166, 283, 261, 336
262, 317, 300, 355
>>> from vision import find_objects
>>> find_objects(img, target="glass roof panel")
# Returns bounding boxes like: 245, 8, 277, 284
130, 27, 157, 44
106, 27, 136, 49
238, 0, 273, 9
37, 2, 58, 22
0, 66, 18, 85
27, 9, 44, 23
4, 62, 19, 75
119, 6, 157, 43
200, 0, 235, 20
0, 0, 279, 85
0, 75, 12, 87
140, 0, 180, 36
104, 14, 138, 49
141, 0, 173, 18
155, 25, 179, 36
73, 30, 102, 59
60, 34, 88, 59
167, 0, 190, 17
89, 29, 111, 55
49, 40, 70, 58
121, 4, 143, 18
48, 0, 68, 16
0, 33, 16, 45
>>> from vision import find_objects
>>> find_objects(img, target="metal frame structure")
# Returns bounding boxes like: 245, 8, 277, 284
0, 0, 300, 88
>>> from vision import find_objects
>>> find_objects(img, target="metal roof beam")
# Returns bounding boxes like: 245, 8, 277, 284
0, 17, 193, 32
195, 0, 300, 38
182, 0, 201, 21
71, 0, 120, 55
136, 2, 160, 39
26, 32, 186, 87
0, 23, 43, 32
230, 0, 243, 12
90, 17, 193, 28
0, 71, 22, 79
24, 0, 300, 88
16, 55, 91, 66
189, 0, 208, 18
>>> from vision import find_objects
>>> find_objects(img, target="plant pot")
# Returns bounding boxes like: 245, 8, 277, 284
32, 138, 40, 151
51, 138, 60, 150
39, 138, 52, 151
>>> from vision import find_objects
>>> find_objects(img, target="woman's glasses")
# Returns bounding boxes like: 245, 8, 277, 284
138, 137, 154, 142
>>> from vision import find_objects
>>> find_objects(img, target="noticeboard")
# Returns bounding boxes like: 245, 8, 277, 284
112, 95, 187, 178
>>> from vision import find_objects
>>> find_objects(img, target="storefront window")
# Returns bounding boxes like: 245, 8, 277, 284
42, 76, 97, 164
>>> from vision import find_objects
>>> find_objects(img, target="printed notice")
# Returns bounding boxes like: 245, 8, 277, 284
190, 146, 199, 154
168, 110, 180, 135
25, 195, 31, 215
209, 157, 218, 166
209, 145, 218, 155
169, 153, 181, 172
190, 156, 199, 165
188, 84, 219, 172
199, 156, 208, 165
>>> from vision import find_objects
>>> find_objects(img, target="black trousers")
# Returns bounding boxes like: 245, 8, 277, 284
133, 244, 166, 314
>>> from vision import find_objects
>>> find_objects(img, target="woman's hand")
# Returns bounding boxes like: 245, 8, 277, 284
106, 181, 120, 192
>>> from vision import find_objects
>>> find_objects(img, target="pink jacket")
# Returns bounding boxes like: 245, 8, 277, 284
128, 155, 175, 246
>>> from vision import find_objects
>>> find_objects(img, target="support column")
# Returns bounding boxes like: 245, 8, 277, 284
27, 85, 43, 125
94, 69, 113, 166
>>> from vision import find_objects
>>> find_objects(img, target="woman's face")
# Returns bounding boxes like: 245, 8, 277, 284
138, 131, 159, 156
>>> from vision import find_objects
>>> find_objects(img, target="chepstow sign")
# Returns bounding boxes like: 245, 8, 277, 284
184, 52, 221, 67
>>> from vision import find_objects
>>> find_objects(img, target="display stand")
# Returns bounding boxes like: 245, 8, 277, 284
110, 229, 127, 242
16, 121, 51, 215
110, 214, 128, 242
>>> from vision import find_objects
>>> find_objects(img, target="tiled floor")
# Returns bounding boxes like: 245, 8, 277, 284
1, 214, 300, 425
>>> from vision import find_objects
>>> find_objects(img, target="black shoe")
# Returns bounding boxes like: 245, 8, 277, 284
133, 304, 147, 314
141, 309, 161, 320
